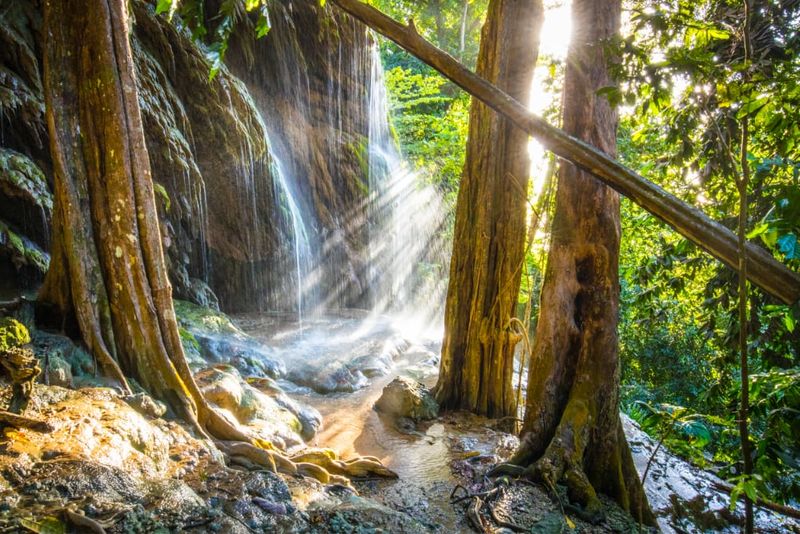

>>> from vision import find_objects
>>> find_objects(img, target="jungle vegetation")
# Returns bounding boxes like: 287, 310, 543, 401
8, 0, 799, 529
371, 0, 800, 518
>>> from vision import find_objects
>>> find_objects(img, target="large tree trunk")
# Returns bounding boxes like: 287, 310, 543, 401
500, 0, 654, 523
436, 0, 543, 419
38, 0, 246, 440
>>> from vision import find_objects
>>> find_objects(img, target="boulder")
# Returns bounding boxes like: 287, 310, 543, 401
374, 377, 438, 422
195, 366, 316, 449
287, 361, 368, 394
42, 354, 72, 388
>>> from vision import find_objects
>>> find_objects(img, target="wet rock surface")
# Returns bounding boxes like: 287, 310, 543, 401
176, 299, 285, 378
196, 365, 313, 451
624, 414, 800, 533
0, 313, 797, 533
374, 376, 438, 422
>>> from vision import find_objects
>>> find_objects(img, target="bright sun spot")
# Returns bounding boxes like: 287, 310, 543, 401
538, 0, 573, 61
526, 0, 573, 223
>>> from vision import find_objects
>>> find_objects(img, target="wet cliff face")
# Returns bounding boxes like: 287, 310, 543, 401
131, 2, 292, 313
225, 0, 376, 311
0, 3, 50, 299
0, 0, 379, 314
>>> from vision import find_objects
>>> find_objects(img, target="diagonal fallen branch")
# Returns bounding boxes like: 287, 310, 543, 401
330, 0, 800, 305
711, 480, 800, 521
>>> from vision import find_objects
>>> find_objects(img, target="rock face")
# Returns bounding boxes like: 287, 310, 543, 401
0, 4, 52, 300
623, 414, 799, 533
0, 384, 305, 533
374, 376, 439, 422
225, 0, 375, 310
0, 0, 383, 314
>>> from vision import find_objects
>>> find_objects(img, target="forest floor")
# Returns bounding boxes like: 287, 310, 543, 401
0, 305, 797, 532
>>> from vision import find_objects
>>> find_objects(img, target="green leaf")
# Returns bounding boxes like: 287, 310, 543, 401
746, 222, 769, 239
255, 13, 271, 38
743, 481, 758, 501
155, 0, 174, 15
784, 312, 796, 333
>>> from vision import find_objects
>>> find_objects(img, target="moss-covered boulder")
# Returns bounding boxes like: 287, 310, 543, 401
174, 299, 245, 338
175, 299, 285, 378
0, 317, 31, 352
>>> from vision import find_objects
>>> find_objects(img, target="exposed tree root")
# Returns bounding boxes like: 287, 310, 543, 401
217, 441, 397, 489
489, 406, 606, 524
451, 481, 526, 533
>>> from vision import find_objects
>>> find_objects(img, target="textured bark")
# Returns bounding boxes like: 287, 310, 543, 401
436, 0, 543, 419
38, 0, 234, 436
331, 0, 800, 305
503, 0, 654, 523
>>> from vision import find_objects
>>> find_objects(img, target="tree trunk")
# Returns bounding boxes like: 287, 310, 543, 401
499, 0, 654, 523
436, 0, 543, 419
38, 0, 247, 440
330, 0, 800, 306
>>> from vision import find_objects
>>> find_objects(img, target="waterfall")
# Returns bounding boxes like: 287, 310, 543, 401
268, 141, 314, 322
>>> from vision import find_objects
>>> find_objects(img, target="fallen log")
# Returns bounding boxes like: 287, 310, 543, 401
331, 0, 800, 305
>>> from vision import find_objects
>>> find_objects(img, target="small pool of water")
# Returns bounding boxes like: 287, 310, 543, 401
234, 312, 516, 530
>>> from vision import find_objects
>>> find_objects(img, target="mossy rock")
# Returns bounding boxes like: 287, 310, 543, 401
0, 317, 31, 352
173, 299, 244, 337
0, 148, 53, 213
0, 220, 50, 274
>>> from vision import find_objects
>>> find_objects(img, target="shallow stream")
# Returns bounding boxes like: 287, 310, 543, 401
234, 312, 515, 531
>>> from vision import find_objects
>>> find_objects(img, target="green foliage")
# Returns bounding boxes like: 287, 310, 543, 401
369, 0, 488, 66
383, 65, 469, 212
628, 401, 714, 464
370, 0, 489, 226
616, 0, 800, 505
729, 473, 761, 512
155, 0, 272, 79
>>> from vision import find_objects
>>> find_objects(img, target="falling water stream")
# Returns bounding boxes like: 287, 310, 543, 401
267, 140, 314, 322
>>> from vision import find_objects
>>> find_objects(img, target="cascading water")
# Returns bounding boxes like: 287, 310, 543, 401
267, 140, 314, 322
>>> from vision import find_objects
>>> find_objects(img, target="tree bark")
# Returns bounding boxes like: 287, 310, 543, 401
436, 0, 543, 419
38, 0, 248, 440
330, 0, 800, 305
498, 0, 653, 523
